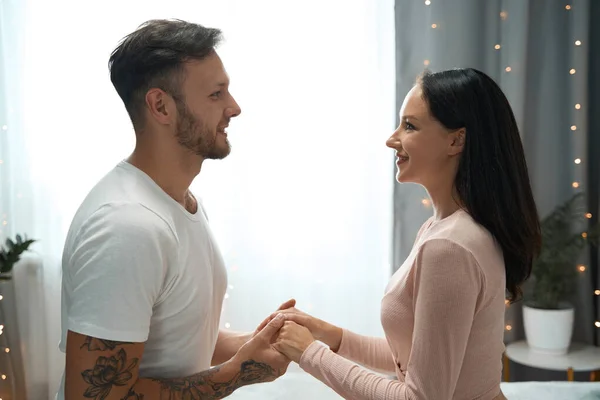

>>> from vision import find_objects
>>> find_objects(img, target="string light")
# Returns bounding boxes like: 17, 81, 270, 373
578, 265, 586, 272
586, 213, 593, 219
582, 232, 588, 238
1, 375, 5, 380
225, 323, 231, 329
575, 40, 582, 46
505, 324, 512, 331
424, 59, 430, 66
566, 4, 571, 10
425, 0, 431, 5
572, 182, 580, 188
505, 67, 512, 72
595, 290, 600, 296
596, 322, 600, 328
574, 158, 581, 164
431, 23, 438, 29
494, 44, 501, 50
500, 11, 508, 20
570, 69, 576, 75
575, 103, 581, 109
571, 125, 577, 131
4, 348, 9, 353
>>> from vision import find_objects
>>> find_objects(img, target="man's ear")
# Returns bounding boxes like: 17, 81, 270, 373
448, 127, 466, 155
145, 88, 177, 126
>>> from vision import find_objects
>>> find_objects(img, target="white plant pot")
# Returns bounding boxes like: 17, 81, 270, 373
523, 305, 574, 355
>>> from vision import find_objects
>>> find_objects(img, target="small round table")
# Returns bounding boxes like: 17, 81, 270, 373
504, 341, 600, 382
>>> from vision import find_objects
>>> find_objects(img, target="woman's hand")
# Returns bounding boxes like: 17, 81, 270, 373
256, 306, 343, 352
272, 321, 316, 363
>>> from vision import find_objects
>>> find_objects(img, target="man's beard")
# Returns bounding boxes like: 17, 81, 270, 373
175, 100, 231, 160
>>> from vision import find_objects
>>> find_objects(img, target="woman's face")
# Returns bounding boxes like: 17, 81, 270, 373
386, 85, 464, 189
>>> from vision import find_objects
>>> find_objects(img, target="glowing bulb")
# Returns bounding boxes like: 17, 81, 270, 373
575, 158, 581, 164
595, 290, 600, 296
571, 125, 577, 131
572, 182, 579, 188
575, 40, 582, 46
566, 4, 571, 10
570, 69, 576, 75
586, 213, 592, 219
505, 325, 512, 331
575, 103, 581, 109
578, 265, 586, 272
504, 299, 510, 306
4, 348, 9, 353
494, 44, 501, 50
425, 0, 431, 4
596, 321, 600, 328
225, 323, 231, 329
500, 11, 508, 20
582, 232, 588, 238
424, 59, 430, 66
0, 295, 3, 301
1, 375, 5, 380
505, 67, 512, 72
431, 23, 438, 29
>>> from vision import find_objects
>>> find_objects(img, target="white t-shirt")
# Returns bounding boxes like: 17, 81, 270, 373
56, 160, 227, 399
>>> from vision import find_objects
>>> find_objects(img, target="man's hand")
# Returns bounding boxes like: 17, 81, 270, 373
272, 321, 316, 363
253, 298, 296, 337
233, 314, 291, 383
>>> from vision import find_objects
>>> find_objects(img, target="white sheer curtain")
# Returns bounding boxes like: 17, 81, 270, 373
2, 0, 395, 398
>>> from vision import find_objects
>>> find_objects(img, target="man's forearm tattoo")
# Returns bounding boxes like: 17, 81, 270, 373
151, 360, 279, 400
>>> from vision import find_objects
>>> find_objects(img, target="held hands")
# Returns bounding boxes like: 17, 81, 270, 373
255, 300, 343, 363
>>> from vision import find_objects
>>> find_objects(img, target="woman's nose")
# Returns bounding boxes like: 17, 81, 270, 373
386, 132, 401, 149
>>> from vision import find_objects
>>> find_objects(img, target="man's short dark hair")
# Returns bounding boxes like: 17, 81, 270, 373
108, 19, 222, 129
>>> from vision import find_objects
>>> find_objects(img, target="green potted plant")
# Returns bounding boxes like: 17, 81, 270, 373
0, 234, 36, 280
523, 192, 600, 354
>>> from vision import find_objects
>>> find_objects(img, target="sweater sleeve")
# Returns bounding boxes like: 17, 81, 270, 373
299, 239, 482, 400
336, 329, 396, 375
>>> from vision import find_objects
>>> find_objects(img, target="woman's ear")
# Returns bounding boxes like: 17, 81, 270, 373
448, 128, 466, 155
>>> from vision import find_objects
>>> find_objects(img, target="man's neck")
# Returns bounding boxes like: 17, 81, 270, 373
127, 144, 203, 206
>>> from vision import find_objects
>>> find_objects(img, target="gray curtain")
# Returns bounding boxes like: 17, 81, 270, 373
393, 0, 597, 381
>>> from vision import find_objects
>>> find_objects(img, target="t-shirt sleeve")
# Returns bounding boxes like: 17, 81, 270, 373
65, 202, 178, 343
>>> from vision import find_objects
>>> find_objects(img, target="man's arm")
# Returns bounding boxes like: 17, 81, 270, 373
66, 315, 288, 400
211, 299, 296, 366
212, 330, 252, 366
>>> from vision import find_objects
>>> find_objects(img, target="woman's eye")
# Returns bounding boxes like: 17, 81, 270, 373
211, 91, 221, 98
405, 122, 415, 131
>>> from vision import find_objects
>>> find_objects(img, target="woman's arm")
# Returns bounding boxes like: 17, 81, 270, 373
268, 309, 396, 375
275, 239, 483, 400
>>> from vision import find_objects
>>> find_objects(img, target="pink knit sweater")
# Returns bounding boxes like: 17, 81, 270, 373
300, 209, 507, 399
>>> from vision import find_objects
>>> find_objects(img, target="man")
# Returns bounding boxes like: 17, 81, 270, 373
58, 19, 292, 400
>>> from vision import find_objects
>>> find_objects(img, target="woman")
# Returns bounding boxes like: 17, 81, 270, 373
268, 68, 540, 399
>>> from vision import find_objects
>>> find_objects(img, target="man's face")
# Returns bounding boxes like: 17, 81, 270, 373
175, 52, 241, 160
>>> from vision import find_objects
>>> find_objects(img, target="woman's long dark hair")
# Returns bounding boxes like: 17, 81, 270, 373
418, 68, 541, 303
